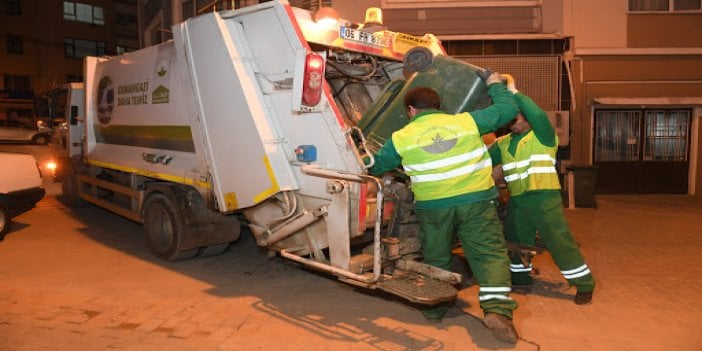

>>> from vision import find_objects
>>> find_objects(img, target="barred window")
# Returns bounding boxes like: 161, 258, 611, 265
595, 109, 690, 162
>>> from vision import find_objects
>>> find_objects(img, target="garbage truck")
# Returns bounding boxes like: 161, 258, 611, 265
48, 0, 494, 305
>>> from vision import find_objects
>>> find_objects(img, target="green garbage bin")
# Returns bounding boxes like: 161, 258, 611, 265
567, 165, 598, 208
358, 47, 491, 153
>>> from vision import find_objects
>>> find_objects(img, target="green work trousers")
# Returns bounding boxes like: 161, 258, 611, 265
505, 191, 595, 292
416, 200, 517, 319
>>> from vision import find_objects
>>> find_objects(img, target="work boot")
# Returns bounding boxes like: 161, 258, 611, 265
483, 313, 518, 344
574, 291, 593, 305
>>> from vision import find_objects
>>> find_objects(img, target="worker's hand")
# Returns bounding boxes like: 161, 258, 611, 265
501, 74, 518, 94
477, 68, 503, 86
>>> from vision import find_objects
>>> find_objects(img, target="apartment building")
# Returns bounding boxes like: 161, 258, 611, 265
0, 0, 138, 113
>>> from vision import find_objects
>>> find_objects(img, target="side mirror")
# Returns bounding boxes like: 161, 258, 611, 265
70, 105, 79, 125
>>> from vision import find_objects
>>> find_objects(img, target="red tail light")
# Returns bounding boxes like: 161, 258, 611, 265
301, 53, 324, 107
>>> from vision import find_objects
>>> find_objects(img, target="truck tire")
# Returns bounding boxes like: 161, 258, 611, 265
143, 193, 198, 261
197, 243, 230, 257
61, 174, 83, 207
0, 206, 10, 237
32, 134, 49, 145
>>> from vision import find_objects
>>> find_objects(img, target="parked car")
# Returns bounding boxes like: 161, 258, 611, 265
0, 152, 45, 239
0, 118, 52, 144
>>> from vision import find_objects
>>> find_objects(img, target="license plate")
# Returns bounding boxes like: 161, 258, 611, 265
340, 27, 389, 48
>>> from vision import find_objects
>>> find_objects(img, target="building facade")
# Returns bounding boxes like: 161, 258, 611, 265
0, 0, 139, 103
333, 0, 702, 197
132, 0, 702, 197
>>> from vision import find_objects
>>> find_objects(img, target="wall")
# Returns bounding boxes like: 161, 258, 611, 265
628, 14, 702, 47
333, 0, 380, 24
568, 0, 627, 49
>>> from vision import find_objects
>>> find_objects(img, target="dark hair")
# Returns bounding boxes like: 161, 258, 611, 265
403, 86, 441, 110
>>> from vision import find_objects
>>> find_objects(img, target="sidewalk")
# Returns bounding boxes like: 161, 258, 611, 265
0, 192, 701, 350
454, 194, 702, 350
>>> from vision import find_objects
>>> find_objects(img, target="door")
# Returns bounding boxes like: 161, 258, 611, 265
594, 108, 691, 194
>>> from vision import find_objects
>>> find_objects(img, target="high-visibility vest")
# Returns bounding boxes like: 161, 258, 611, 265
392, 112, 494, 201
496, 131, 560, 196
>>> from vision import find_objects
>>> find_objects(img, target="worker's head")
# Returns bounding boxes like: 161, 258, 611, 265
510, 113, 531, 135
404, 87, 440, 118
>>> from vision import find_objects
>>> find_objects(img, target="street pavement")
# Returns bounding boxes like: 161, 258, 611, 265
1, 144, 701, 350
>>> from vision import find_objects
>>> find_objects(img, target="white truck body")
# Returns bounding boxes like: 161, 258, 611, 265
51, 0, 466, 304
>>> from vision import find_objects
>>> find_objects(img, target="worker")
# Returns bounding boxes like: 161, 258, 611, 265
367, 72, 520, 344
489, 75, 595, 305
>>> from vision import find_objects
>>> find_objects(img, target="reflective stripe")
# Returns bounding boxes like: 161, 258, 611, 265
502, 154, 555, 171
410, 159, 492, 183
404, 145, 487, 172
480, 286, 512, 293
479, 294, 513, 301
510, 263, 533, 272
502, 159, 528, 171
564, 268, 591, 279
561, 264, 591, 280
504, 167, 557, 183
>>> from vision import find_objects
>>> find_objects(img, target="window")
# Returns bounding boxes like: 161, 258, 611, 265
644, 110, 689, 161
63, 1, 105, 24
595, 109, 690, 162
4, 0, 21, 14
116, 46, 137, 55
6, 35, 23, 55
63, 1, 76, 20
3, 74, 31, 91
65, 37, 106, 58
629, 0, 701, 11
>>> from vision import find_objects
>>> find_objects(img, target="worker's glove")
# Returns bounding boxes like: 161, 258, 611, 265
477, 68, 503, 86
501, 74, 518, 94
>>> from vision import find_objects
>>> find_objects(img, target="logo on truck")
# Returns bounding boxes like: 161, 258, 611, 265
152, 85, 169, 104
96, 76, 114, 125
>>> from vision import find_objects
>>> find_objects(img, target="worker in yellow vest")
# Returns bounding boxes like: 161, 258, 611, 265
489, 75, 595, 305
368, 72, 520, 344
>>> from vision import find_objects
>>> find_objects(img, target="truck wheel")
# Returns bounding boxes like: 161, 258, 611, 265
0, 206, 11, 236
197, 243, 230, 257
143, 193, 198, 261
61, 174, 83, 207
32, 134, 49, 145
